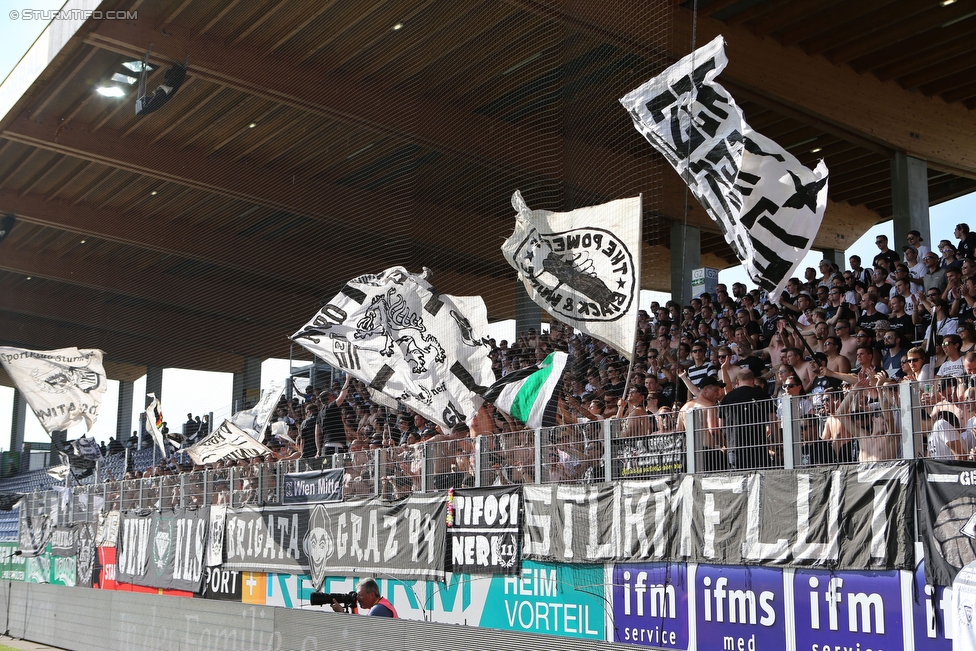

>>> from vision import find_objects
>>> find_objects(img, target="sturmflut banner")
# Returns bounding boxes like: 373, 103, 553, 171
0, 346, 107, 433
291, 266, 495, 429
448, 487, 521, 575
115, 508, 209, 592
522, 463, 913, 569
620, 35, 828, 302
502, 192, 642, 360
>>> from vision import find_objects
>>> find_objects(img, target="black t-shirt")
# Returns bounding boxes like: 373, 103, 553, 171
960, 233, 976, 260
873, 250, 900, 269
300, 416, 318, 458
886, 313, 913, 336
857, 312, 888, 333
317, 401, 346, 451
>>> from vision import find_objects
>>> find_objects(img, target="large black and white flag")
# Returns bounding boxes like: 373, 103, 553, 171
71, 435, 102, 461
0, 347, 107, 433
116, 508, 209, 592
291, 266, 495, 429
620, 35, 828, 302
502, 192, 642, 359
230, 382, 283, 440
186, 419, 272, 465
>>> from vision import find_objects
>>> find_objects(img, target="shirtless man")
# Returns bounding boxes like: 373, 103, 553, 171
833, 320, 858, 366
820, 336, 852, 374
783, 347, 816, 391
835, 376, 899, 461
678, 375, 726, 471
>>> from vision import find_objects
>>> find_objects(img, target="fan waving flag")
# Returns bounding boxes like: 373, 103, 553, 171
483, 352, 568, 429
145, 393, 168, 458
291, 266, 495, 429
502, 191, 642, 359
0, 346, 106, 433
620, 35, 828, 303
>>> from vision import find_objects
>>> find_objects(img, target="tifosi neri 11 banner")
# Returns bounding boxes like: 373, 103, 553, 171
620, 35, 828, 303
448, 486, 521, 575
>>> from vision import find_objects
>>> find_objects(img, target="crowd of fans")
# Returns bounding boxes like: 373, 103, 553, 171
73, 226, 976, 506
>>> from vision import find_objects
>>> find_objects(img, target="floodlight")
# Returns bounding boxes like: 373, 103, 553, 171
95, 86, 125, 97
122, 60, 154, 73
111, 73, 138, 85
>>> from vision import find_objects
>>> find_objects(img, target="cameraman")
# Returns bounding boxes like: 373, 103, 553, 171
332, 578, 398, 617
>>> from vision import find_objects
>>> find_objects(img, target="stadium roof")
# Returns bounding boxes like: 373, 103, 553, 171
1, 0, 974, 379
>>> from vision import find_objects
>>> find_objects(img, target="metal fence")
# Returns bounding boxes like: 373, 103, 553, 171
14, 375, 976, 521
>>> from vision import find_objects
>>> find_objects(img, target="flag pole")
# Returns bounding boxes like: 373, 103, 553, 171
616, 194, 643, 418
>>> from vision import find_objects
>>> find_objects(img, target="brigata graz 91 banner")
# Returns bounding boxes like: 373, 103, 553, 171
523, 463, 914, 569
220, 494, 446, 583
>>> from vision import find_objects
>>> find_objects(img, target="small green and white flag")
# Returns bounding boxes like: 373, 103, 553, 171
483, 352, 568, 428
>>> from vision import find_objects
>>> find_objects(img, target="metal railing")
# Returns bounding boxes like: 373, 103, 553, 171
13, 375, 976, 520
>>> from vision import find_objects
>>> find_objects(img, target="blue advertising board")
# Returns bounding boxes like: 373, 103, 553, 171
695, 565, 786, 650
793, 568, 903, 651
612, 562, 689, 648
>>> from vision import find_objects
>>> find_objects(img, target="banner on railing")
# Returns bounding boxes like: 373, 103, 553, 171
76, 521, 95, 587
95, 510, 119, 547
918, 458, 976, 586
18, 509, 50, 557
448, 487, 521, 575
115, 507, 209, 592
522, 463, 914, 570
50, 524, 77, 557
282, 468, 344, 504
613, 432, 685, 479
221, 495, 447, 584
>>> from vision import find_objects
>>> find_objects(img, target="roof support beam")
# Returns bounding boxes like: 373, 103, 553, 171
0, 310, 245, 374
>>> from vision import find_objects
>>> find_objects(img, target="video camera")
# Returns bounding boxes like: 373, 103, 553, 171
310, 591, 358, 612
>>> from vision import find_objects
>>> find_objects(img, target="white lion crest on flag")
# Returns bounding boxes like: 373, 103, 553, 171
355, 288, 446, 374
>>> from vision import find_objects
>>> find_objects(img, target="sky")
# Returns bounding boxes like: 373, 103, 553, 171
0, 6, 974, 447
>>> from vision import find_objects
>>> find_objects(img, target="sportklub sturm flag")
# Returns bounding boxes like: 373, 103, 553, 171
0, 346, 106, 433
620, 35, 829, 303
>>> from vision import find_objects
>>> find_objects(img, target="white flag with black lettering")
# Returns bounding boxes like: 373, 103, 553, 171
0, 347, 106, 433
620, 35, 828, 302
186, 420, 272, 465
230, 383, 283, 440
502, 191, 642, 359
291, 266, 495, 429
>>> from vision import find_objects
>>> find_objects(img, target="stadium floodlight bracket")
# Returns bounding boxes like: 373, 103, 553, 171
135, 45, 188, 116
0, 213, 15, 245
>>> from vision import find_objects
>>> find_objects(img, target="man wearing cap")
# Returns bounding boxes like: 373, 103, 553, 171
904, 245, 927, 281
906, 230, 930, 261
